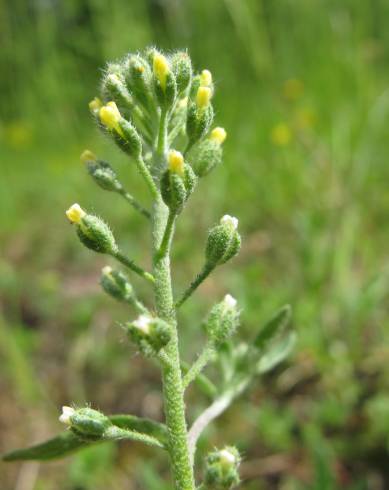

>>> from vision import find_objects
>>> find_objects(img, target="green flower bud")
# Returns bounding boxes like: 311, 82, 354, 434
205, 294, 240, 345
127, 314, 171, 356
186, 100, 214, 146
160, 150, 197, 214
100, 266, 134, 303
190, 127, 227, 177
205, 215, 241, 267
66, 204, 118, 255
59, 406, 111, 439
117, 118, 142, 158
101, 72, 132, 111
125, 55, 153, 109
171, 51, 192, 93
189, 74, 201, 98
204, 446, 241, 489
81, 152, 121, 192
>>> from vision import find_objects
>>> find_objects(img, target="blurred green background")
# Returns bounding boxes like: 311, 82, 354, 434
1, 0, 389, 488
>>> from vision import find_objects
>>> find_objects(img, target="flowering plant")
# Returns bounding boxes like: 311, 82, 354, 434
3, 48, 295, 489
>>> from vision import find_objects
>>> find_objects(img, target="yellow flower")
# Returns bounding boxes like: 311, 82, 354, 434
89, 97, 103, 115
66, 203, 86, 224
153, 53, 169, 91
271, 123, 292, 147
210, 127, 227, 144
282, 79, 304, 101
99, 101, 124, 137
196, 86, 212, 109
80, 150, 96, 163
200, 69, 212, 87
168, 150, 184, 175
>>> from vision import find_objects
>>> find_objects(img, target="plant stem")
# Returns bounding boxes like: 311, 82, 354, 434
182, 343, 215, 389
112, 251, 155, 283
117, 188, 151, 219
152, 197, 195, 490
157, 210, 176, 260
135, 155, 159, 199
175, 263, 215, 308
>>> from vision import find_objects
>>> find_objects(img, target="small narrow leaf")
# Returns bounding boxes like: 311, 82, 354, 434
256, 331, 296, 374
254, 304, 292, 350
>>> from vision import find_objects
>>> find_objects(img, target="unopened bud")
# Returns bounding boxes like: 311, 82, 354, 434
171, 51, 192, 93
161, 151, 197, 214
86, 159, 120, 192
80, 150, 97, 163
127, 315, 171, 356
99, 101, 124, 138
89, 97, 103, 116
204, 446, 241, 489
66, 204, 118, 255
210, 127, 227, 144
60, 406, 111, 439
200, 69, 212, 88
196, 86, 212, 109
205, 215, 241, 267
205, 294, 240, 345
100, 266, 134, 303
189, 128, 226, 177
153, 53, 169, 91
186, 100, 214, 146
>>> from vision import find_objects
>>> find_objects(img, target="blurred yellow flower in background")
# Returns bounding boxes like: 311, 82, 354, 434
271, 122, 292, 146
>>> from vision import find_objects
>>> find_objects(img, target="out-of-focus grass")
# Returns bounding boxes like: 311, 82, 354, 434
1, 0, 389, 489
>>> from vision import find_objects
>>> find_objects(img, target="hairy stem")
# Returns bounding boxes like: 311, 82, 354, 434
176, 263, 215, 308
112, 250, 155, 283
152, 197, 195, 490
182, 343, 215, 389
117, 188, 151, 219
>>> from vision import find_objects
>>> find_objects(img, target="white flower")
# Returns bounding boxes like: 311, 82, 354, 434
219, 449, 236, 465
220, 215, 238, 230
223, 294, 237, 309
59, 406, 75, 425
102, 265, 113, 275
133, 315, 152, 334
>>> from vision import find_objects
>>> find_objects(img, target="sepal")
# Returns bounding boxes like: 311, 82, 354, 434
171, 51, 192, 94
59, 407, 111, 440
100, 266, 134, 303
189, 127, 226, 177
186, 100, 214, 146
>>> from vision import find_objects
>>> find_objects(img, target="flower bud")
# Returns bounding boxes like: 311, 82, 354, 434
102, 72, 132, 110
127, 315, 171, 356
204, 446, 241, 489
200, 69, 213, 88
117, 118, 142, 158
171, 51, 192, 93
84, 156, 121, 192
59, 406, 111, 439
205, 294, 240, 345
153, 52, 177, 108
160, 150, 197, 214
205, 215, 241, 267
66, 204, 118, 255
89, 97, 103, 116
189, 127, 227, 177
125, 55, 153, 109
186, 100, 214, 146
100, 266, 134, 303
99, 101, 124, 137
196, 86, 212, 109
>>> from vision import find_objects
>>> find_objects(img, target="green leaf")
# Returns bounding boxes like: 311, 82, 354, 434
256, 331, 296, 374
2, 431, 89, 462
2, 414, 168, 462
254, 304, 292, 350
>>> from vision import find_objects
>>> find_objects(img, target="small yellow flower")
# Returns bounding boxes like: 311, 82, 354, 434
80, 150, 96, 163
66, 203, 86, 224
200, 69, 212, 87
89, 97, 102, 115
271, 123, 292, 146
168, 150, 184, 175
210, 127, 227, 144
196, 86, 212, 109
153, 53, 169, 91
282, 79, 304, 101
99, 101, 124, 137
